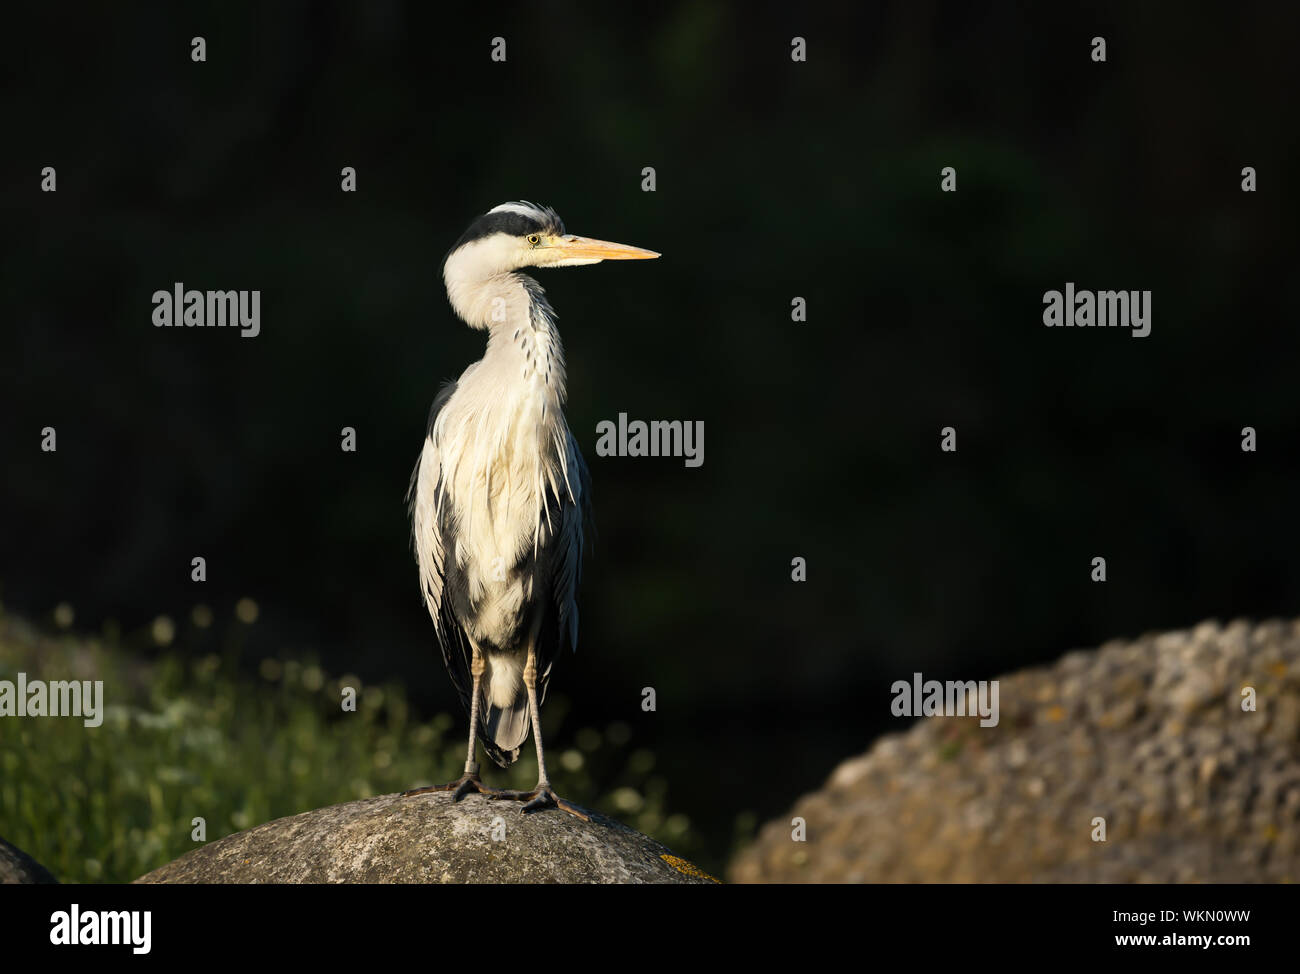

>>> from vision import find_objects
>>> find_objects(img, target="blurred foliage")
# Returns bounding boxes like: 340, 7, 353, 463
0, 607, 709, 883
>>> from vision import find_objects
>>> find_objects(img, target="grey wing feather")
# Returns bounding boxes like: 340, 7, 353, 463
536, 430, 593, 704
407, 381, 473, 712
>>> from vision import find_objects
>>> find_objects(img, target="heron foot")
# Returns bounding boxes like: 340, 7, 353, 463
402, 775, 508, 802
487, 784, 591, 821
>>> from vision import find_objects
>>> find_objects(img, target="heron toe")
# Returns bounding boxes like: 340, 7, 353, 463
402, 774, 509, 801
487, 783, 591, 821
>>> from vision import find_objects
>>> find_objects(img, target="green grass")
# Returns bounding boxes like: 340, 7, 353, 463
0, 607, 703, 883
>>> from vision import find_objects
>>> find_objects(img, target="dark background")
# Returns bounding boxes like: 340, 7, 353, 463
2, 2, 1297, 863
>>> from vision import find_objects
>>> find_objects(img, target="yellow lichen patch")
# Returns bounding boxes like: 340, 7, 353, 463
660, 853, 721, 883
1043, 705, 1066, 723
1268, 661, 1287, 678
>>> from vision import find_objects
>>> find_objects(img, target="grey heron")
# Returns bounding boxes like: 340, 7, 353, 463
403, 201, 659, 818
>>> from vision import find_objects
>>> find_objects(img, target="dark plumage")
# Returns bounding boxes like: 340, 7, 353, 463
447, 202, 565, 256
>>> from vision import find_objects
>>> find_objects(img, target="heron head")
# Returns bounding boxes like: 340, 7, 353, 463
445, 201, 659, 282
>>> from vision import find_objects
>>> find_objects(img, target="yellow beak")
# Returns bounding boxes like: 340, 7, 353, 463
551, 234, 660, 260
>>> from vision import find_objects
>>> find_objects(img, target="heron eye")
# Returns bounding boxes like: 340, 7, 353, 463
526, 234, 540, 246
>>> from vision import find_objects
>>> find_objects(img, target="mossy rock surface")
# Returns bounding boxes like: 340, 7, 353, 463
136, 791, 718, 884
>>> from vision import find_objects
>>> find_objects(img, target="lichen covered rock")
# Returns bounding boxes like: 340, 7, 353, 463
137, 790, 717, 884
730, 618, 1300, 883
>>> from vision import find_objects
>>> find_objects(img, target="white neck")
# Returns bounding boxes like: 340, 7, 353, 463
446, 272, 563, 397
436, 260, 576, 543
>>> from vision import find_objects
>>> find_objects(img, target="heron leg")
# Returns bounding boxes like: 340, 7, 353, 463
404, 644, 509, 800
485, 645, 591, 821
462, 644, 487, 774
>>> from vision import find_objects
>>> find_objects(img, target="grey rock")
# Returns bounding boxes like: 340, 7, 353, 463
731, 617, 1300, 883
136, 791, 718, 884
0, 836, 58, 884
